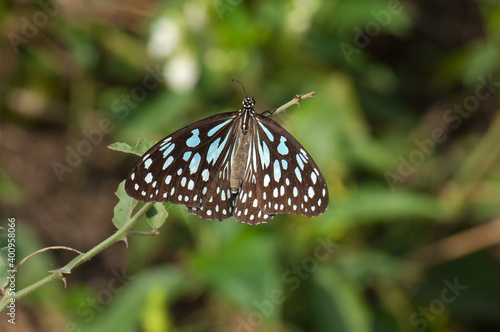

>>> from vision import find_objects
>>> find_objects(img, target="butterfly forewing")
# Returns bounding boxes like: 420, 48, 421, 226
125, 95, 329, 225
125, 112, 238, 214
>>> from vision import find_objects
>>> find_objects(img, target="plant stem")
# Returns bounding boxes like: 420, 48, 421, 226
0, 202, 154, 312
269, 91, 315, 117
439, 111, 500, 215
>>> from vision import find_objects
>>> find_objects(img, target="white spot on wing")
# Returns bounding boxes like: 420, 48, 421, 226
311, 171, 317, 184
273, 159, 281, 182
295, 167, 302, 182
296, 154, 305, 170
264, 174, 270, 186
202, 169, 210, 181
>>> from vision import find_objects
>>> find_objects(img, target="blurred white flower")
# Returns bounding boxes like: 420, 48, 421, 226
164, 53, 200, 93
148, 18, 181, 59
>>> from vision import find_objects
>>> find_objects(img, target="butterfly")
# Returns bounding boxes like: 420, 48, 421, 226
125, 94, 328, 225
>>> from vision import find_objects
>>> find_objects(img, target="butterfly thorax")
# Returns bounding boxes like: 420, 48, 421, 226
230, 98, 255, 194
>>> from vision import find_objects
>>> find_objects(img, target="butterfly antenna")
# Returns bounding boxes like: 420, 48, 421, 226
231, 78, 247, 96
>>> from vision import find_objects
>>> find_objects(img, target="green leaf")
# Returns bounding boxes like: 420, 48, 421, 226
108, 138, 157, 156
0, 247, 10, 289
112, 181, 138, 229
79, 266, 187, 332
0, 170, 23, 205
141, 285, 171, 332
190, 231, 282, 321
330, 186, 448, 224
145, 203, 168, 229
307, 266, 371, 332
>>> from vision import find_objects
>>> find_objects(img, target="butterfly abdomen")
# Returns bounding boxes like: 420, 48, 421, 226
230, 112, 252, 193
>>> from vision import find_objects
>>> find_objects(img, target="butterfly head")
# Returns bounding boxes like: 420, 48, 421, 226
242, 96, 255, 109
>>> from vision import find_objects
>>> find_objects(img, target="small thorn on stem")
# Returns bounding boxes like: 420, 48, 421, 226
122, 237, 129, 248
61, 277, 68, 289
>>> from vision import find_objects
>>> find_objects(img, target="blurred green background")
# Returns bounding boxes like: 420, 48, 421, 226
1, 0, 500, 331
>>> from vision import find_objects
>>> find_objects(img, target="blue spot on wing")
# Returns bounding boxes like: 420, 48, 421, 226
258, 122, 274, 141
206, 132, 231, 165
189, 152, 201, 174
258, 140, 270, 168
208, 119, 232, 137
162, 143, 175, 158
277, 136, 288, 155
186, 129, 201, 147
183, 151, 192, 161
163, 156, 174, 170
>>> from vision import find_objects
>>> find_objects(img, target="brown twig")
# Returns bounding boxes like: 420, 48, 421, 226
11, 246, 84, 274
410, 218, 500, 267
269, 91, 315, 117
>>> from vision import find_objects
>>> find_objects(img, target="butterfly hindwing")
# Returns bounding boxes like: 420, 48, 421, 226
232, 113, 328, 224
